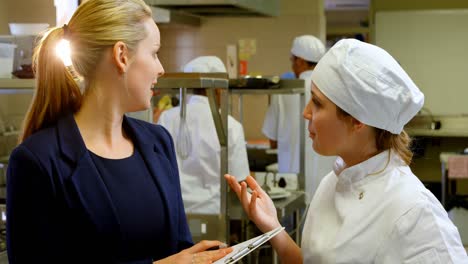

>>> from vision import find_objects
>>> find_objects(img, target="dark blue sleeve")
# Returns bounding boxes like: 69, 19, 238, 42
6, 145, 63, 263
158, 126, 193, 250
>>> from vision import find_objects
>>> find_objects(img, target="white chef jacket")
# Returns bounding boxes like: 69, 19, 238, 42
158, 95, 250, 214
301, 150, 468, 263
262, 70, 336, 201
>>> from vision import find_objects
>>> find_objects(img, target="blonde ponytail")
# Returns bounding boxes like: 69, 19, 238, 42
19, 0, 152, 143
20, 27, 82, 143
376, 129, 413, 165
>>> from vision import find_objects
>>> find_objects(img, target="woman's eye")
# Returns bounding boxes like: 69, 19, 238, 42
312, 99, 320, 107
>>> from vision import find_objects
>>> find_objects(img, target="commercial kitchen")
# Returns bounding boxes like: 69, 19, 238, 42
0, 0, 468, 263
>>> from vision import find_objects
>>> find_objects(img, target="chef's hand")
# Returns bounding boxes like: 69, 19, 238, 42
154, 240, 232, 264
225, 174, 281, 233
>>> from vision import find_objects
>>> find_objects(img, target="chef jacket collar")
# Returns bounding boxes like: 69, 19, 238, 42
334, 150, 404, 192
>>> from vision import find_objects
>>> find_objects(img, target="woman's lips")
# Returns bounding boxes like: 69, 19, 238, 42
309, 132, 315, 139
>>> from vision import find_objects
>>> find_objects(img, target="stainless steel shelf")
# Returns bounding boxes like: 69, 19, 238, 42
230, 79, 305, 95
407, 128, 468, 137
0, 79, 35, 89
230, 78, 307, 192
0, 79, 35, 94
154, 73, 229, 89
153, 72, 230, 243
406, 115, 468, 137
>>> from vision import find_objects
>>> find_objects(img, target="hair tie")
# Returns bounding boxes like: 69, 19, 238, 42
62, 24, 71, 39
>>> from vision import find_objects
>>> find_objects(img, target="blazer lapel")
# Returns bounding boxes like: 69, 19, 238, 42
57, 114, 121, 238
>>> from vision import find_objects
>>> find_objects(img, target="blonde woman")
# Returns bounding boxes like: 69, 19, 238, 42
6, 0, 231, 263
226, 39, 468, 263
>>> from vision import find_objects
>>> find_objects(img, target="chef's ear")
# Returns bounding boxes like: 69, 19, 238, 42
350, 117, 367, 132
112, 41, 129, 74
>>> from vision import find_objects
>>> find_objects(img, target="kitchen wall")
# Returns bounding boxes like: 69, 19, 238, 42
370, 0, 468, 194
0, 0, 8, 34
158, 0, 325, 140
0, 0, 55, 34
326, 9, 368, 28
370, 0, 468, 42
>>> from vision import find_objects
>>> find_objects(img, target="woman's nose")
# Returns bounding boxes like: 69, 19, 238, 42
158, 64, 165, 78
303, 101, 313, 120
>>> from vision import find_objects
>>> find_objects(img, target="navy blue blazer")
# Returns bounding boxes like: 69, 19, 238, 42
6, 114, 193, 263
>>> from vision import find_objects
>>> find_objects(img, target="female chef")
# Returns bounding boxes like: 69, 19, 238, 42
225, 39, 468, 263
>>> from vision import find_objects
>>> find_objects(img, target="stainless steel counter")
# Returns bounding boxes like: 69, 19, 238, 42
406, 115, 468, 137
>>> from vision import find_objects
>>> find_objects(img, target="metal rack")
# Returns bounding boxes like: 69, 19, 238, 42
156, 75, 307, 247
230, 79, 306, 190
154, 72, 231, 243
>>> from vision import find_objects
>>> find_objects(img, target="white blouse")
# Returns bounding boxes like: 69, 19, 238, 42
301, 150, 468, 263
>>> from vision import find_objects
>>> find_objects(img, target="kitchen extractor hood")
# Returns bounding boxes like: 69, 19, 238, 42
145, 0, 279, 17
325, 0, 369, 10
152, 6, 201, 26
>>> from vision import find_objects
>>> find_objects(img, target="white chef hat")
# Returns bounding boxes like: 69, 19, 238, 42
311, 39, 424, 134
290, 35, 326, 63
183, 56, 227, 73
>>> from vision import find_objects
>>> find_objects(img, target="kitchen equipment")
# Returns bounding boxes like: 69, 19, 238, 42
12, 64, 34, 79
9, 23, 49, 36
0, 43, 16, 78
229, 76, 280, 89
145, 0, 279, 17
268, 187, 291, 200
176, 88, 192, 160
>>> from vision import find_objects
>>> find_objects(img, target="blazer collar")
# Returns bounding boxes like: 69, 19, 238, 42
57, 113, 88, 163
57, 113, 158, 163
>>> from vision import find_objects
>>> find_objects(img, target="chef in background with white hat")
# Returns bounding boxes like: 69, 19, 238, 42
226, 39, 468, 263
158, 56, 250, 215
262, 35, 335, 202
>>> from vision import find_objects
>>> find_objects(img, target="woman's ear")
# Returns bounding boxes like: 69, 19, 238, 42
350, 116, 365, 132
112, 41, 129, 74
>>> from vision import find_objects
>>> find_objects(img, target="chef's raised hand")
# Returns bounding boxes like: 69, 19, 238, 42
225, 174, 281, 233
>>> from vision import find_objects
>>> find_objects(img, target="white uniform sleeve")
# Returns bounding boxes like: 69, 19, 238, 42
228, 118, 250, 182
262, 95, 279, 140
377, 201, 468, 264
157, 110, 168, 126
157, 109, 179, 140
